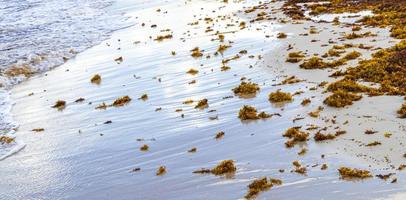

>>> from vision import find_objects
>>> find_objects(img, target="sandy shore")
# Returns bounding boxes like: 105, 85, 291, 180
1, 0, 406, 199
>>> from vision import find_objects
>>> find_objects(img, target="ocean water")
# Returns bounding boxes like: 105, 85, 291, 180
0, 0, 134, 160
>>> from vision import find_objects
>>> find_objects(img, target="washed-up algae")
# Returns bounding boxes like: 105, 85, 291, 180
193, 160, 236, 176
112, 96, 131, 107
268, 90, 292, 103
232, 82, 260, 97
238, 105, 272, 120
52, 100, 66, 110
323, 90, 362, 107
338, 167, 372, 179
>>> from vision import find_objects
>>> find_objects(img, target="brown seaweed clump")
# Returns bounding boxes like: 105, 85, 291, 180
286, 51, 305, 63
215, 131, 225, 140
238, 105, 271, 120
314, 132, 336, 141
156, 166, 167, 176
186, 68, 199, 75
154, 34, 173, 41
32, 128, 45, 132
0, 136, 14, 144
283, 127, 309, 148
338, 167, 372, 179
4, 66, 32, 77
277, 32, 287, 39
190, 47, 203, 58
112, 96, 132, 107
398, 103, 406, 118
323, 90, 362, 107
193, 160, 236, 176
245, 177, 273, 199
52, 100, 66, 110
188, 147, 197, 153
140, 144, 149, 151
90, 74, 101, 84
326, 79, 371, 93
232, 82, 260, 97
195, 99, 208, 109
268, 90, 292, 103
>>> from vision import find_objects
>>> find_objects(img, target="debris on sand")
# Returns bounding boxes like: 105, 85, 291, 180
283, 127, 309, 148
323, 90, 362, 107
232, 82, 260, 97
292, 161, 307, 175
301, 98, 311, 106
338, 167, 372, 179
156, 166, 167, 176
154, 34, 173, 41
286, 51, 305, 63
114, 56, 123, 63
281, 76, 301, 85
4, 66, 32, 77
112, 96, 132, 107
268, 90, 292, 103
190, 47, 203, 58
277, 32, 287, 39
188, 147, 197, 153
32, 128, 45, 132
186, 68, 199, 75
95, 102, 108, 110
215, 131, 225, 140
314, 132, 336, 141
238, 105, 272, 120
140, 144, 149, 151
366, 141, 381, 147
52, 100, 66, 110
75, 98, 85, 103
245, 177, 273, 199
398, 103, 406, 118
195, 99, 208, 109
90, 74, 101, 84
139, 94, 148, 101
193, 160, 236, 176
0, 136, 15, 144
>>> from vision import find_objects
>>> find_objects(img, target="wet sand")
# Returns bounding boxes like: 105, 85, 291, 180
1, 0, 406, 199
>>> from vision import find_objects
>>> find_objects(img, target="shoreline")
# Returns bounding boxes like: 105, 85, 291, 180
1, 0, 406, 199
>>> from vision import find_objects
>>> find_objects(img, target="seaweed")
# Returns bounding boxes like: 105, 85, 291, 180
188, 147, 197, 153
156, 166, 167, 176
195, 99, 208, 109
268, 90, 292, 103
193, 160, 236, 176
4, 66, 32, 77
238, 105, 272, 120
140, 144, 149, 151
186, 68, 199, 75
154, 34, 173, 41
0, 136, 14, 144
190, 47, 203, 58
95, 102, 108, 110
366, 141, 381, 146
314, 132, 336, 141
338, 167, 372, 179
112, 96, 132, 107
398, 103, 406, 118
301, 98, 311, 106
232, 82, 260, 97
286, 51, 305, 63
52, 100, 66, 110
215, 131, 225, 140
323, 90, 362, 107
245, 177, 273, 199
283, 127, 309, 148
139, 94, 148, 101
90, 74, 101, 84
277, 32, 287, 39
32, 128, 45, 132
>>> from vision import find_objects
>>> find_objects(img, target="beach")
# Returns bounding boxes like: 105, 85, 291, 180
1, 0, 406, 199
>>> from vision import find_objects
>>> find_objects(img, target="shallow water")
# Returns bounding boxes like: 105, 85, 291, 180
1, 1, 406, 199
